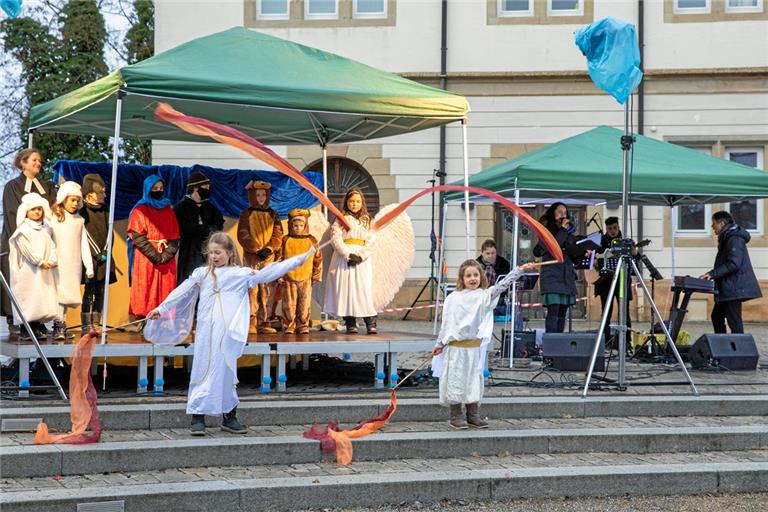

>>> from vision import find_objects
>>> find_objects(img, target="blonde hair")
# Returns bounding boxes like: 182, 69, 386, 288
203, 232, 242, 287
455, 259, 489, 291
52, 196, 80, 223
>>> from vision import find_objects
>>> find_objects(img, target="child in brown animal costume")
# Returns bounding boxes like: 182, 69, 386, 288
278, 208, 322, 335
237, 180, 283, 334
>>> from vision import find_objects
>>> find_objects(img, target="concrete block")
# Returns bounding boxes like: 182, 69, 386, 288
0, 445, 61, 479
717, 463, 768, 493
236, 472, 493, 510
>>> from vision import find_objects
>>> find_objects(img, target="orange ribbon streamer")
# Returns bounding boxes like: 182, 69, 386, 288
34, 331, 102, 445
373, 185, 564, 263
154, 103, 351, 231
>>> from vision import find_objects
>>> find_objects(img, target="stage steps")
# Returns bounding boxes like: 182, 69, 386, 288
2, 394, 768, 431
2, 395, 768, 511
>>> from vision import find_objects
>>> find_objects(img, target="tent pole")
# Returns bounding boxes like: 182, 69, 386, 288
28, 131, 34, 149
669, 206, 676, 277
99, 92, 124, 389
461, 119, 471, 257
508, 185, 520, 369
322, 145, 328, 216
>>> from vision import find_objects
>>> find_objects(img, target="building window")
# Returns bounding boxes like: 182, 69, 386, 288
304, 157, 380, 216
674, 147, 712, 235
257, 0, 289, 19
354, 0, 386, 19
548, 0, 584, 15
498, 0, 533, 17
306, 0, 338, 19
673, 0, 710, 13
726, 0, 762, 12
725, 148, 764, 233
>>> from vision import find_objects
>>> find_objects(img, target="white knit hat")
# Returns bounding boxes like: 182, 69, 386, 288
56, 181, 83, 207
16, 193, 51, 229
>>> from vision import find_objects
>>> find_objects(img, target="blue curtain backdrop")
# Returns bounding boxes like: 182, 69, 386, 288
52, 161, 323, 220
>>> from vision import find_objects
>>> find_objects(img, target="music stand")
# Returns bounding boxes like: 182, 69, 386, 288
501, 271, 539, 363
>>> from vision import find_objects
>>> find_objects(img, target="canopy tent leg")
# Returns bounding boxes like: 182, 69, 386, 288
322, 145, 328, 216
669, 206, 676, 277
99, 92, 124, 389
461, 119, 471, 258
27, 131, 34, 149
508, 187, 520, 369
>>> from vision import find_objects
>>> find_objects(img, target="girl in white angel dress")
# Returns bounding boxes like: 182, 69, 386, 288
145, 232, 314, 436
431, 259, 533, 430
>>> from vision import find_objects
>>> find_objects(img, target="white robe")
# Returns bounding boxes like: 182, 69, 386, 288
150, 250, 314, 416
50, 211, 94, 308
323, 215, 377, 317
432, 270, 520, 406
9, 219, 59, 325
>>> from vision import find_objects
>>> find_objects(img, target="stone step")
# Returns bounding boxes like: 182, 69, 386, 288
2, 451, 767, 512
3, 419, 767, 478
2, 394, 767, 431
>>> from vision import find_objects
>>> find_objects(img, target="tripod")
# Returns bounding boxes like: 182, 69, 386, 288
582, 106, 697, 397
403, 170, 445, 321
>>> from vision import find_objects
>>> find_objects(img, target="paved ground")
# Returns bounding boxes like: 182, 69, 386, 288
3, 450, 767, 494
295, 493, 768, 512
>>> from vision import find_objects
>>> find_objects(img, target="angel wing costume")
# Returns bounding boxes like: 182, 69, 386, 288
144, 249, 314, 415
431, 269, 522, 406
312, 204, 414, 317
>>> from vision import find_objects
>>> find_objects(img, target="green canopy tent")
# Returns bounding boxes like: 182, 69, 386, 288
28, 26, 470, 344
445, 125, 768, 206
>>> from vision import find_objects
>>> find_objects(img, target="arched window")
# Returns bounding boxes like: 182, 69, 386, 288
304, 157, 380, 215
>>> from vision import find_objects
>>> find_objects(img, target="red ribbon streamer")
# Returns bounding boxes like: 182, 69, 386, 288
373, 185, 564, 263
153, 103, 351, 231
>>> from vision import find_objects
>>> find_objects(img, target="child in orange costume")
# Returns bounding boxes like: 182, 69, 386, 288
237, 180, 283, 334
278, 209, 322, 335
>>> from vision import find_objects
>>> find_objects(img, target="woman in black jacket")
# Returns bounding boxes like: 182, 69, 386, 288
533, 203, 587, 333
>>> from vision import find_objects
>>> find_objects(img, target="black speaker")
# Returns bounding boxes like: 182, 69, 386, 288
689, 334, 759, 370
542, 333, 605, 372
501, 330, 537, 359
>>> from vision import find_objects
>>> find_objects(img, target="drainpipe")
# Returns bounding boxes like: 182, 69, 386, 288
437, 0, 448, 235
637, 0, 645, 258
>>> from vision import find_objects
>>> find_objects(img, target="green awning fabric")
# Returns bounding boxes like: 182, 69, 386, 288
447, 126, 768, 206
29, 27, 469, 145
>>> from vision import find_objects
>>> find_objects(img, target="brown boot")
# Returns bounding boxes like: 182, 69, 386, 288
449, 403, 468, 429
466, 402, 488, 428
343, 316, 358, 334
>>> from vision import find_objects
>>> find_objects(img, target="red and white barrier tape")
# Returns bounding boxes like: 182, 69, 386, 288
380, 296, 590, 313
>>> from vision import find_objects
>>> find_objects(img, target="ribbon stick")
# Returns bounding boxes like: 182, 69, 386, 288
373, 185, 563, 263
154, 103, 351, 230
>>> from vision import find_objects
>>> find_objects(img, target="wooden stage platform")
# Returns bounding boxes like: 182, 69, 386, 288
0, 330, 436, 398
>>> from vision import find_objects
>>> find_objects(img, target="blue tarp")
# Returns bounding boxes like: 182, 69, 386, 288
575, 17, 643, 105
52, 161, 323, 220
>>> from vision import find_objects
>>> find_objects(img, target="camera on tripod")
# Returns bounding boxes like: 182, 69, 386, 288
608, 237, 634, 257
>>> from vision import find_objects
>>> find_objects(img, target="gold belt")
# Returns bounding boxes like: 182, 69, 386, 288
449, 338, 481, 348
344, 239, 366, 246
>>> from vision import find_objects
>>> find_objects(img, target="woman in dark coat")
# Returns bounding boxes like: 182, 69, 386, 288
1, 148, 56, 332
533, 202, 587, 333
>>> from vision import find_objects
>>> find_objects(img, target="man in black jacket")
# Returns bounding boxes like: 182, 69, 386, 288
476, 239, 511, 315
700, 211, 762, 334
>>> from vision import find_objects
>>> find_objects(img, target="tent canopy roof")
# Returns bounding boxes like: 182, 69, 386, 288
29, 27, 469, 145
447, 126, 768, 206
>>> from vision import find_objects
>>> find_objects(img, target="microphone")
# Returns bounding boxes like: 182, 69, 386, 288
586, 212, 603, 234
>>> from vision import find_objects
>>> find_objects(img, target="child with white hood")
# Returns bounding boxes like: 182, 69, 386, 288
9, 193, 59, 340
50, 181, 94, 339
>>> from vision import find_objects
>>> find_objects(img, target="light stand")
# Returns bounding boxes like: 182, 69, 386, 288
582, 104, 697, 397
403, 169, 445, 321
